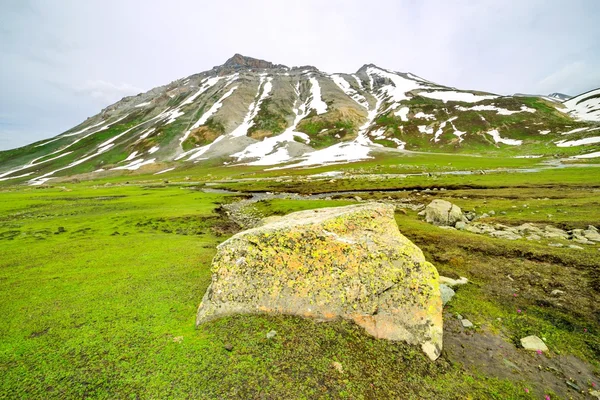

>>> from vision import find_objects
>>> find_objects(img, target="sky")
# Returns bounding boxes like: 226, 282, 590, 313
1, 0, 599, 150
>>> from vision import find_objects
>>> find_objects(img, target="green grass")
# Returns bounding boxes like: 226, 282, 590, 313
1, 182, 564, 399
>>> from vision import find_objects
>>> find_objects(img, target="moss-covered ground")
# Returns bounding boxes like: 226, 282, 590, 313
1, 160, 599, 399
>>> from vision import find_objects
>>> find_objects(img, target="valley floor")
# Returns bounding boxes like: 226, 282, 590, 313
0, 159, 599, 399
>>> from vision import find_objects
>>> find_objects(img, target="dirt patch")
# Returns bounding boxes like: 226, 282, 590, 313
444, 314, 599, 399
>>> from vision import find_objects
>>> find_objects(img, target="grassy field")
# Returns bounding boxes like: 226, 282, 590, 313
1, 163, 599, 398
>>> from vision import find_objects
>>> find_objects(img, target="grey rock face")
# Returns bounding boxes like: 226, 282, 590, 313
520, 335, 548, 352
461, 319, 474, 328
440, 284, 456, 306
196, 203, 443, 360
424, 200, 465, 226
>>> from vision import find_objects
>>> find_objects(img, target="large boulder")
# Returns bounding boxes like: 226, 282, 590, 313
424, 199, 465, 226
196, 203, 443, 360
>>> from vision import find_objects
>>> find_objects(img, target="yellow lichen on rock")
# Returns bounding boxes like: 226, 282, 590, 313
196, 203, 443, 360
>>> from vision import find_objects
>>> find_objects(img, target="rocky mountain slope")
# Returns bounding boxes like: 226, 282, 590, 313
1, 54, 599, 185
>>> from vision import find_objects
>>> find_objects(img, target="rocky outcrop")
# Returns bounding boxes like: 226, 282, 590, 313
196, 203, 443, 360
423, 200, 466, 226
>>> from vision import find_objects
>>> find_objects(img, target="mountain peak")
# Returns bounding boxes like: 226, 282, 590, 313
220, 53, 284, 70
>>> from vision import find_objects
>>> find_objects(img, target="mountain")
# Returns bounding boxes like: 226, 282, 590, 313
562, 88, 600, 122
1, 54, 599, 185
548, 92, 571, 101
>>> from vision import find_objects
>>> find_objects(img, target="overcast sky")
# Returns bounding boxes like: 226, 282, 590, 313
1, 0, 599, 150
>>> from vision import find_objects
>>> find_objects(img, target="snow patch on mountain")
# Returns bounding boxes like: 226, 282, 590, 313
418, 125, 434, 135
180, 85, 238, 144
556, 136, 600, 147
367, 66, 425, 103
330, 74, 368, 108
112, 158, 156, 171
563, 88, 600, 122
308, 77, 328, 114
230, 77, 273, 138
422, 91, 497, 103
572, 150, 600, 159
486, 129, 522, 146
414, 112, 436, 120
394, 106, 410, 121
455, 104, 535, 115
233, 83, 311, 165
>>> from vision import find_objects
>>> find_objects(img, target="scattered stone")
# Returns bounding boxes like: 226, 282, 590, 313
583, 229, 600, 242
440, 284, 455, 306
455, 221, 466, 230
461, 319, 474, 328
590, 390, 600, 399
526, 234, 541, 241
565, 380, 581, 392
354, 196, 362, 202
548, 243, 563, 248
196, 203, 444, 360
456, 314, 463, 320
424, 199, 466, 227
500, 211, 506, 215
439, 276, 468, 288
488, 210, 496, 216
588, 225, 598, 232
490, 230, 521, 240
480, 213, 490, 219
173, 336, 183, 343
550, 289, 564, 296
266, 330, 277, 339
568, 244, 584, 250
464, 211, 476, 221
224, 343, 233, 351
543, 226, 569, 240
332, 361, 344, 374
520, 335, 548, 352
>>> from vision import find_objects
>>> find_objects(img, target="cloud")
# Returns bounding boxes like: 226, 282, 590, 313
536, 62, 600, 95
72, 80, 145, 104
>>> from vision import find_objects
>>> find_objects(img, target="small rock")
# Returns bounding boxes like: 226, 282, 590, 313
439, 276, 468, 288
565, 380, 581, 392
354, 196, 362, 202
488, 210, 496, 216
589, 390, 600, 399
332, 361, 344, 374
490, 230, 521, 240
173, 336, 183, 343
480, 213, 490, 219
500, 211, 506, 215
548, 243, 563, 248
550, 289, 564, 296
440, 284, 455, 306
456, 314, 463, 320
397, 208, 407, 215
568, 244, 583, 250
266, 330, 277, 339
224, 343, 233, 351
461, 319, 474, 328
526, 234, 541, 241
520, 335, 548, 352
455, 221, 466, 230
